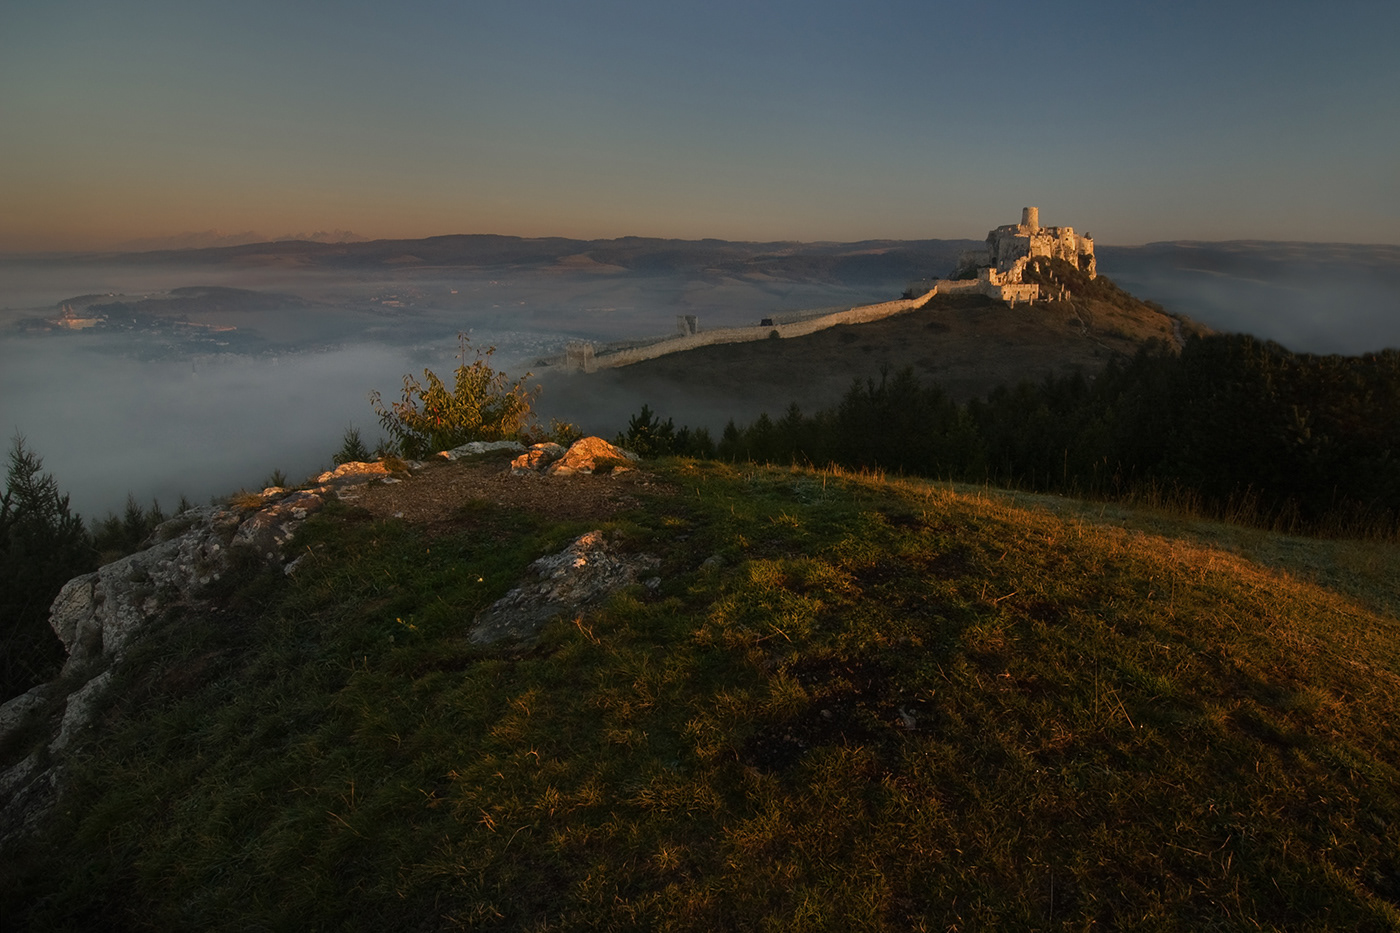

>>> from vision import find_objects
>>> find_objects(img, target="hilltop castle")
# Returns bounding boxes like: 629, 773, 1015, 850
914, 207, 1097, 305
554, 207, 1099, 372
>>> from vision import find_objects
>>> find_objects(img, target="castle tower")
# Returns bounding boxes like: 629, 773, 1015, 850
1021, 206, 1039, 232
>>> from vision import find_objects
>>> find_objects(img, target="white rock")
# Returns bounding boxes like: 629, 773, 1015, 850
438, 439, 526, 460
0, 686, 49, 740
50, 670, 113, 753
469, 531, 659, 646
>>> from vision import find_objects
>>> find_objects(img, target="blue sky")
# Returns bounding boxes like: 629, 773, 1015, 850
2, 0, 1397, 249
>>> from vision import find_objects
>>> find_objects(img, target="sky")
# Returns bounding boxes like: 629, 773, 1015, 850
3, 0, 1398, 251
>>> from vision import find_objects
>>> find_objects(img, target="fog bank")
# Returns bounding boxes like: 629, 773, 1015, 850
0, 337, 456, 519
3, 239, 1397, 521
1099, 243, 1400, 355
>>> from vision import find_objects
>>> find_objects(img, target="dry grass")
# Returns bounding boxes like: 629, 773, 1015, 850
4, 459, 1397, 930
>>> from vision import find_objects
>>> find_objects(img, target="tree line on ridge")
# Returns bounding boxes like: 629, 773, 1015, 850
623, 333, 1400, 536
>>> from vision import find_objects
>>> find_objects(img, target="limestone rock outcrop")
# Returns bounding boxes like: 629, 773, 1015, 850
510, 442, 566, 474
438, 440, 525, 461
469, 530, 659, 646
506, 436, 639, 477
315, 460, 402, 485
49, 491, 324, 674
1, 438, 648, 847
548, 436, 637, 476
1, 485, 330, 847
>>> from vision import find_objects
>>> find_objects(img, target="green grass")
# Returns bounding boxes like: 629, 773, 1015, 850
4, 461, 1398, 930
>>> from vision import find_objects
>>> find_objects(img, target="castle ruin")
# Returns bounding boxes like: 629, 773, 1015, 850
915, 207, 1097, 305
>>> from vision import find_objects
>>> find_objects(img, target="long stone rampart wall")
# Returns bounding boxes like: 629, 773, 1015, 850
548, 259, 1062, 373
576, 289, 939, 371
934, 279, 982, 295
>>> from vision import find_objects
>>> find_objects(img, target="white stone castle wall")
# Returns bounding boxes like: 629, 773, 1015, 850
577, 289, 939, 371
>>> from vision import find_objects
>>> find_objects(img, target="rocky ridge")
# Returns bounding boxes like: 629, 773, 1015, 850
0, 435, 645, 847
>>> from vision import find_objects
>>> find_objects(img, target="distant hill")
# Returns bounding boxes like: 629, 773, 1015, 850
110, 231, 368, 251
10, 234, 1395, 353
86, 286, 314, 318
1100, 239, 1400, 278
66, 234, 984, 288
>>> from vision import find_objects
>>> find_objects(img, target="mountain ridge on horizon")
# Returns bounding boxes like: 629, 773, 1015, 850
8, 228, 1400, 255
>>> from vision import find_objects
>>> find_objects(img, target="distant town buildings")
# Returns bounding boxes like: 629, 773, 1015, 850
51, 304, 102, 329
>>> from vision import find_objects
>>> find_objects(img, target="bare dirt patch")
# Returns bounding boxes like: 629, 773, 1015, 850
334, 452, 666, 533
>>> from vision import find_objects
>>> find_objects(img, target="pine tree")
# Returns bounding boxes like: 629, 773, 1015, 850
0, 436, 93, 700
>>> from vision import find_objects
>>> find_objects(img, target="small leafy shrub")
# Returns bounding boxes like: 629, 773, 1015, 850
545, 418, 584, 447
371, 335, 539, 459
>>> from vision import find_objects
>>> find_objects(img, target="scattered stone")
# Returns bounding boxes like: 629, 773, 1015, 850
701, 554, 724, 570
314, 461, 397, 485
510, 442, 566, 475
469, 530, 659, 646
503, 437, 639, 478
438, 440, 525, 461
233, 491, 325, 560
546, 437, 638, 477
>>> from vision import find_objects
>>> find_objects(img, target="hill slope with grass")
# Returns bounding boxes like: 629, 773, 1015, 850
542, 279, 1204, 435
2, 452, 1399, 930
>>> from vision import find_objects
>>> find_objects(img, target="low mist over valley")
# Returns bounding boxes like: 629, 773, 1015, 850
2, 234, 1397, 520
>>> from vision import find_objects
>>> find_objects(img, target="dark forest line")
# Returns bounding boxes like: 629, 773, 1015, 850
625, 333, 1400, 537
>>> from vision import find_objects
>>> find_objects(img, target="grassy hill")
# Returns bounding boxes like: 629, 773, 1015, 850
542, 284, 1203, 435
3, 452, 1397, 930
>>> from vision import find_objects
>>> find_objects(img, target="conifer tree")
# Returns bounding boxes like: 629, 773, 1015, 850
0, 436, 93, 700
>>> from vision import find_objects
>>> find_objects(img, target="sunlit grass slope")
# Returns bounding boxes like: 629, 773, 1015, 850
4, 458, 1399, 930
